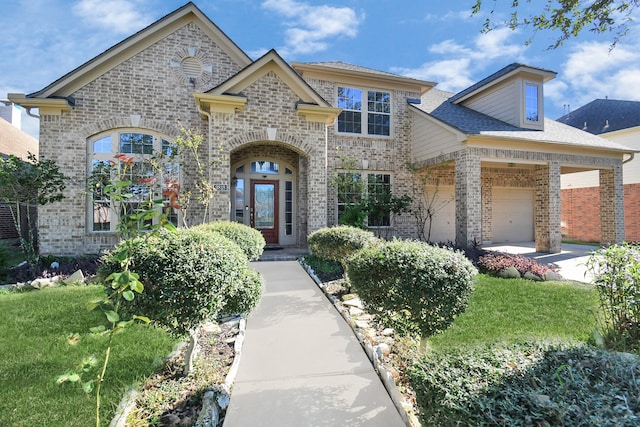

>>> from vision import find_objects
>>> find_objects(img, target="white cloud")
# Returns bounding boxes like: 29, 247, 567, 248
261, 0, 362, 56
393, 27, 524, 93
556, 37, 640, 109
73, 0, 153, 34
392, 58, 474, 93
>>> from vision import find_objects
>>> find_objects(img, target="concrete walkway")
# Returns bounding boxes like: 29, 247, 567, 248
223, 261, 405, 427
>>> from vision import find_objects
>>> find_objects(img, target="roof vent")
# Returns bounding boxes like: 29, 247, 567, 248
180, 56, 203, 79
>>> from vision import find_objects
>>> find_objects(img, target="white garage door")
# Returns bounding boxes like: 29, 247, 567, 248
424, 185, 455, 243
492, 187, 534, 243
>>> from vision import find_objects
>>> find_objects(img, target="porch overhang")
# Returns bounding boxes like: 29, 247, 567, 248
8, 93, 74, 116
296, 103, 342, 125
193, 92, 247, 116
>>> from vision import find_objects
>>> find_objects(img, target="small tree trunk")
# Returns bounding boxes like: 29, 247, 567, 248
419, 336, 429, 354
183, 327, 200, 376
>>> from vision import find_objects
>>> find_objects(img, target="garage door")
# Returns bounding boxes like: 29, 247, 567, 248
424, 185, 455, 243
492, 187, 534, 243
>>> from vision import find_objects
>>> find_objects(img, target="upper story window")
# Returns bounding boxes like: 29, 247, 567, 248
524, 82, 540, 123
337, 87, 391, 136
88, 129, 179, 233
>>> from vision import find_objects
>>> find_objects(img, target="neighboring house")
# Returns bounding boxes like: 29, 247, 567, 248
0, 108, 39, 240
558, 99, 640, 242
8, 2, 633, 256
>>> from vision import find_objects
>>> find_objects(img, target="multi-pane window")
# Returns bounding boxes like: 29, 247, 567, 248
525, 83, 539, 122
337, 87, 390, 136
88, 130, 179, 233
336, 172, 392, 227
367, 173, 392, 227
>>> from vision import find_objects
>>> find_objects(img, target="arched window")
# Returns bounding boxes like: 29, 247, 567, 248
88, 129, 179, 233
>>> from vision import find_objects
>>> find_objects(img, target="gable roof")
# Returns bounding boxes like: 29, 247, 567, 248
209, 49, 330, 106
195, 49, 341, 123
449, 62, 556, 104
556, 99, 640, 135
27, 2, 251, 100
414, 87, 634, 153
0, 119, 38, 160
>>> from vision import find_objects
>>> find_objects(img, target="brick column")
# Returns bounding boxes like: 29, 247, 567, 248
455, 150, 481, 248
535, 162, 561, 253
306, 150, 327, 235
600, 164, 625, 244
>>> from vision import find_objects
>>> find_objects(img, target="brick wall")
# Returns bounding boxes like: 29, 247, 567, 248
561, 183, 640, 243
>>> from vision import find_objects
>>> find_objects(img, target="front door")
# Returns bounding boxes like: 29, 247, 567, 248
251, 180, 278, 244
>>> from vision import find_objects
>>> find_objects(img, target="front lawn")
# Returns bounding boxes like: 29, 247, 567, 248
0, 285, 178, 427
411, 275, 639, 426
428, 274, 599, 351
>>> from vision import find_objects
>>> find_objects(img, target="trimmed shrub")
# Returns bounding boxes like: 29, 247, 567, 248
409, 342, 640, 426
478, 252, 551, 278
221, 267, 263, 315
586, 243, 640, 351
193, 221, 266, 261
99, 228, 247, 336
347, 239, 477, 344
307, 225, 378, 266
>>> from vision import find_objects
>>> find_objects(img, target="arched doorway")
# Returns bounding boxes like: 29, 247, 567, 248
231, 149, 300, 246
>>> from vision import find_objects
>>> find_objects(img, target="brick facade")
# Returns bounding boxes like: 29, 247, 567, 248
562, 182, 640, 243
22, 5, 628, 255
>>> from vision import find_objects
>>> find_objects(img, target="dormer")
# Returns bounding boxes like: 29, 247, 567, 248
449, 63, 556, 131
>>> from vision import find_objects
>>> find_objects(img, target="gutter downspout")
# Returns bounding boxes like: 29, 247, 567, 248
195, 99, 213, 223
624, 153, 635, 164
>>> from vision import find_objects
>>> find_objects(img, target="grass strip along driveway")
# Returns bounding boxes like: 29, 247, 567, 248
0, 285, 178, 427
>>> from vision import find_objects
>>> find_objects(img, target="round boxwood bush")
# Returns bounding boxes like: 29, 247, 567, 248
99, 227, 248, 336
221, 267, 263, 316
307, 225, 378, 266
347, 239, 477, 346
193, 221, 266, 261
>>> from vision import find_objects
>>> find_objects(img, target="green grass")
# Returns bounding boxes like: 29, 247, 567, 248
0, 285, 179, 427
428, 274, 599, 351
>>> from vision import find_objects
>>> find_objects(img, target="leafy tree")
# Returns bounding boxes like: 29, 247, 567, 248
0, 153, 65, 269
472, 0, 639, 49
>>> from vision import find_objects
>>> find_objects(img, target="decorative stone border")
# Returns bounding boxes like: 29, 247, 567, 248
299, 260, 421, 427
109, 318, 247, 427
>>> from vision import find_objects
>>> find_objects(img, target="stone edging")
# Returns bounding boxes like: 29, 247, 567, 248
109, 318, 247, 427
299, 260, 421, 427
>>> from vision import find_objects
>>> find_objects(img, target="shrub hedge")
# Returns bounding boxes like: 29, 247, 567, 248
409, 342, 640, 426
99, 228, 248, 336
347, 239, 477, 340
307, 225, 378, 266
193, 221, 266, 261
220, 267, 263, 316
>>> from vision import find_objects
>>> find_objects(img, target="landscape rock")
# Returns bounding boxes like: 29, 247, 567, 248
63, 269, 84, 285
195, 390, 219, 427
376, 343, 391, 358
381, 328, 395, 336
543, 270, 563, 281
498, 266, 521, 279
523, 271, 542, 281
161, 413, 181, 425
342, 297, 363, 309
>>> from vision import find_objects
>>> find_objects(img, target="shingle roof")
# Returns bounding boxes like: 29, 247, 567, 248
415, 89, 634, 153
300, 61, 409, 79
556, 99, 640, 135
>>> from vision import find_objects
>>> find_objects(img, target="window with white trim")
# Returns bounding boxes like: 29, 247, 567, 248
88, 130, 179, 233
524, 82, 541, 123
337, 87, 391, 136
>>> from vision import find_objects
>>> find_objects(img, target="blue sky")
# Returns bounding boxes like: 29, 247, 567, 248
2, 0, 640, 139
